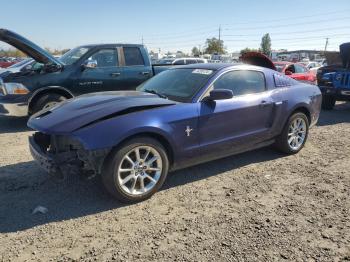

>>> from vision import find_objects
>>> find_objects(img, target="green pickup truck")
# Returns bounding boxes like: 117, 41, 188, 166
0, 29, 168, 116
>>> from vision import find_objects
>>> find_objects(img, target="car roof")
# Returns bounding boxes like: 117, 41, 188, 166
274, 61, 291, 65
79, 43, 144, 48
172, 63, 243, 71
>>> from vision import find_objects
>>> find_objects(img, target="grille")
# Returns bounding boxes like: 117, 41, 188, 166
340, 73, 350, 89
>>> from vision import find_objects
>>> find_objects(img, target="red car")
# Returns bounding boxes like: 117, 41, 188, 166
274, 62, 316, 84
0, 58, 16, 68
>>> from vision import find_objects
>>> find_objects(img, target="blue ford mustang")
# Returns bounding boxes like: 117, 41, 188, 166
28, 63, 322, 202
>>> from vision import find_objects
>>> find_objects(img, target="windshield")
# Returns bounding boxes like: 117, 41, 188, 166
137, 68, 214, 102
59, 47, 90, 65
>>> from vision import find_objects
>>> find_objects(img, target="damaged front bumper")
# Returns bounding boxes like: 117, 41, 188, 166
29, 132, 110, 177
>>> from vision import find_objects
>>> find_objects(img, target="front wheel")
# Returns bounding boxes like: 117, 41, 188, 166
31, 93, 67, 114
274, 112, 309, 154
102, 137, 169, 203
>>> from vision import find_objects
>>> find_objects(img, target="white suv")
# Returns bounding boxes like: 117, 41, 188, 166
157, 58, 208, 65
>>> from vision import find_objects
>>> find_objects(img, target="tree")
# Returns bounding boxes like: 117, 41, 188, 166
204, 38, 225, 54
260, 33, 271, 57
191, 46, 200, 57
240, 47, 259, 56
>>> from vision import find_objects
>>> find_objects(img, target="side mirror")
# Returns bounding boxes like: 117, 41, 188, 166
82, 60, 97, 70
207, 89, 233, 101
285, 70, 293, 75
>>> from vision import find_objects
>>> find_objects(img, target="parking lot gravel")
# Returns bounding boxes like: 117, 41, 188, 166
0, 103, 349, 262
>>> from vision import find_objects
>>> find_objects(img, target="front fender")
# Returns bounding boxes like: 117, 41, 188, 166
28, 86, 74, 105
72, 112, 177, 152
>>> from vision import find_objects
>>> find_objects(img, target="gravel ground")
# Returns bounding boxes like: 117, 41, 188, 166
0, 103, 349, 262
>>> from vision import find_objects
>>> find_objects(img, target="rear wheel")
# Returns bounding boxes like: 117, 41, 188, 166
321, 95, 336, 110
31, 93, 67, 114
274, 112, 309, 154
102, 137, 169, 203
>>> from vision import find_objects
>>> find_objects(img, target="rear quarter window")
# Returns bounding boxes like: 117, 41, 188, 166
274, 73, 297, 87
124, 47, 145, 66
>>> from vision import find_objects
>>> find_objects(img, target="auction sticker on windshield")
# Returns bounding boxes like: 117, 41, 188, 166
192, 69, 213, 75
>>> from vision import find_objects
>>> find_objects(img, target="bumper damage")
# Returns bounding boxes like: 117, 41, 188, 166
29, 132, 109, 178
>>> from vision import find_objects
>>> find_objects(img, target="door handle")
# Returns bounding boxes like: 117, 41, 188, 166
260, 101, 273, 107
141, 71, 150, 76
111, 72, 121, 77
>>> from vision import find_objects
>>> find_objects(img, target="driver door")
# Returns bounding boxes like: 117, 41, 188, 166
198, 70, 275, 159
74, 48, 120, 95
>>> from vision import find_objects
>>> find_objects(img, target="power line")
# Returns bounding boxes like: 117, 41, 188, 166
223, 34, 350, 43
223, 26, 350, 37
224, 17, 350, 31
126, 9, 349, 42
221, 9, 350, 26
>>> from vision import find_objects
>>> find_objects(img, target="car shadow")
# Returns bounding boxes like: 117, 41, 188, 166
0, 101, 349, 233
317, 102, 350, 126
0, 147, 284, 233
0, 116, 30, 133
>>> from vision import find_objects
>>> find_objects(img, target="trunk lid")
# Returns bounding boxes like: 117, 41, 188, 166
241, 52, 277, 71
339, 42, 350, 68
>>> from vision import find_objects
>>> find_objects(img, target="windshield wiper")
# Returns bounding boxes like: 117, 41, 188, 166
143, 89, 168, 99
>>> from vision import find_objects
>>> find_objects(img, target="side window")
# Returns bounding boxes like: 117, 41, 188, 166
173, 59, 185, 65
88, 49, 118, 67
186, 59, 197, 64
124, 47, 145, 66
295, 64, 307, 73
285, 64, 295, 73
213, 71, 266, 96
274, 73, 294, 87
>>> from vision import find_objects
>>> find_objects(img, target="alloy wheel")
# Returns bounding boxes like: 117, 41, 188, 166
287, 117, 307, 151
117, 146, 162, 196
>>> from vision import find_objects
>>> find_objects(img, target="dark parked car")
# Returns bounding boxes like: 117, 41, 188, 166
28, 63, 322, 203
317, 42, 350, 109
0, 29, 166, 117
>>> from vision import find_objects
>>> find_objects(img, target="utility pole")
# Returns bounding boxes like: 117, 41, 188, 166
141, 36, 144, 45
219, 25, 221, 41
324, 38, 329, 52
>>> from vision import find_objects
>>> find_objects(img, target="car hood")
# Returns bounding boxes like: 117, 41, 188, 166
240, 51, 277, 71
0, 29, 63, 66
27, 91, 176, 134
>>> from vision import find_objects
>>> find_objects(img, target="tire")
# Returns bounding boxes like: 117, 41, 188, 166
274, 112, 309, 154
31, 93, 67, 114
101, 137, 169, 203
321, 95, 336, 110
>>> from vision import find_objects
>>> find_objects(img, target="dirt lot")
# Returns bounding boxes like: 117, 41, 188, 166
0, 103, 349, 262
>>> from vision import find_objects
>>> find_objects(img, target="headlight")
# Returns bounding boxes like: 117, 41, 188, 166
3, 82, 29, 95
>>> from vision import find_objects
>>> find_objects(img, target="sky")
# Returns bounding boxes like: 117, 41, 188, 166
1, 0, 350, 53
